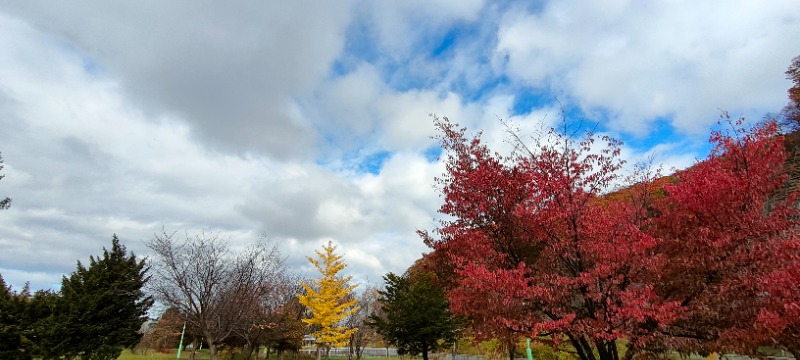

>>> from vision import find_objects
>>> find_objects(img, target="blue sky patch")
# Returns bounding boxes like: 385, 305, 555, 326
512, 87, 553, 115
424, 145, 443, 163
357, 150, 392, 175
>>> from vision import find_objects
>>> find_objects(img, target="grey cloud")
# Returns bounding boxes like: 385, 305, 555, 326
0, 1, 354, 159
239, 168, 364, 240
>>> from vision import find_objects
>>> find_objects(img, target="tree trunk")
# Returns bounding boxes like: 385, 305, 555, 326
508, 342, 516, 360
316, 346, 321, 360
422, 348, 429, 360
244, 342, 257, 360
278, 349, 286, 360
596, 339, 619, 360
208, 341, 219, 360
567, 333, 596, 360
349, 336, 354, 360
190, 339, 198, 360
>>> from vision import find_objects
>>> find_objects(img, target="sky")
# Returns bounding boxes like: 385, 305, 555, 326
0, 1, 798, 292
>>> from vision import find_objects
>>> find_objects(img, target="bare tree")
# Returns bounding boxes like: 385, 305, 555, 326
146, 229, 285, 360
347, 285, 382, 360
230, 264, 301, 360
262, 279, 308, 360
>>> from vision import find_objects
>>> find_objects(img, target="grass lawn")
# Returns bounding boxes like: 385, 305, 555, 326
118, 349, 211, 359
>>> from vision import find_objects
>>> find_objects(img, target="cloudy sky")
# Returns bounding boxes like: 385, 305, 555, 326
0, 1, 798, 292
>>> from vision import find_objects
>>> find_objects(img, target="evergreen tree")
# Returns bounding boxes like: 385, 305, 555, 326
368, 272, 459, 360
24, 289, 60, 360
57, 235, 153, 360
0, 275, 30, 359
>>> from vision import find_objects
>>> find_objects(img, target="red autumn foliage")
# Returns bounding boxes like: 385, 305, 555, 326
648, 117, 800, 355
424, 115, 800, 360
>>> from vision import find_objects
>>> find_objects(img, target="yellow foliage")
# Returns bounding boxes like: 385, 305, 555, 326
297, 241, 360, 348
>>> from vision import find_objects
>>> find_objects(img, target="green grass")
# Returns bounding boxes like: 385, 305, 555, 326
118, 349, 212, 359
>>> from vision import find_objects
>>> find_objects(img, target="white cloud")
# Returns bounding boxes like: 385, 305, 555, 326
311, 63, 482, 156
364, 0, 485, 60
495, 0, 800, 136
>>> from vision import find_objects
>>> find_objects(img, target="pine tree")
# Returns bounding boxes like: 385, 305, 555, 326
297, 241, 359, 359
57, 234, 153, 360
368, 272, 459, 360
0, 275, 30, 360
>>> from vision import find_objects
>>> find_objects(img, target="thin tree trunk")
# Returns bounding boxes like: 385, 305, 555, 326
209, 341, 219, 360
349, 336, 353, 360
422, 347, 429, 360
596, 339, 619, 360
610, 340, 619, 360
190, 339, 198, 360
508, 342, 516, 360
567, 333, 595, 360
243, 342, 256, 360
597, 340, 610, 360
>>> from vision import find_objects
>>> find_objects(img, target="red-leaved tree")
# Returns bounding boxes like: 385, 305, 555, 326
651, 117, 800, 355
425, 114, 800, 360
424, 116, 681, 360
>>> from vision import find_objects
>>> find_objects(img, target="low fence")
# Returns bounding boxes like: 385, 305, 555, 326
298, 347, 488, 360
300, 347, 399, 357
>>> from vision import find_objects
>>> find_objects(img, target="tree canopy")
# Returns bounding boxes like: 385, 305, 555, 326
0, 235, 152, 360
423, 115, 800, 360
57, 235, 154, 360
146, 229, 287, 360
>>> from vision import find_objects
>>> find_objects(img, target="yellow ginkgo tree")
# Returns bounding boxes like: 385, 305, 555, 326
298, 241, 359, 359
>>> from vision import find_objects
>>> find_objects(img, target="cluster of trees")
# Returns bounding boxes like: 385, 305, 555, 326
144, 230, 304, 360
371, 55, 800, 360
410, 56, 800, 360
294, 242, 458, 360
418, 113, 800, 360
0, 236, 152, 360
293, 245, 462, 360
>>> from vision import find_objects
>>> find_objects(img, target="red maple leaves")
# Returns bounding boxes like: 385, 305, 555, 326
424, 115, 800, 360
